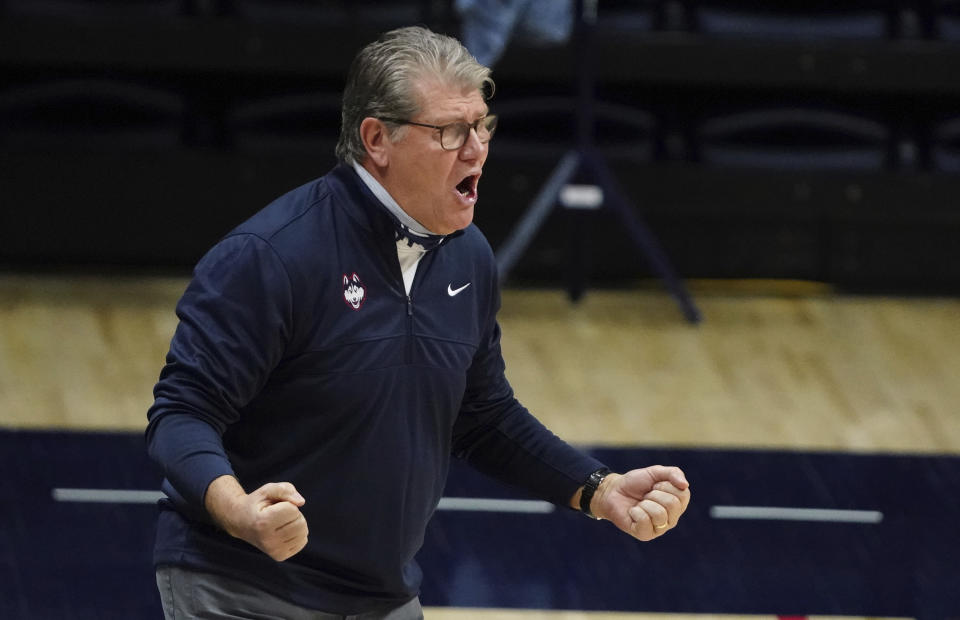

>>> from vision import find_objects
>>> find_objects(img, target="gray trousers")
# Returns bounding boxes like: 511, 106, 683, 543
156, 565, 424, 620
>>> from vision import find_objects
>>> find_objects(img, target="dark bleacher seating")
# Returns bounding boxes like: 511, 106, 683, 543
1, 0, 183, 17
226, 0, 424, 26
1, 0, 958, 291
930, 116, 960, 171
695, 107, 891, 170
595, 0, 657, 32
491, 96, 656, 165
690, 0, 893, 39
225, 91, 341, 155
933, 0, 960, 39
0, 79, 185, 150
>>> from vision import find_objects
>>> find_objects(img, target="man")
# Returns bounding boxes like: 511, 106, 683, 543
146, 25, 690, 620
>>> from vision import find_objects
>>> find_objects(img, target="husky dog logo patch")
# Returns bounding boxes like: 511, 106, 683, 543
342, 273, 366, 310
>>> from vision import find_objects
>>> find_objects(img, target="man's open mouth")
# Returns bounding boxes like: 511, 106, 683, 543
456, 174, 478, 198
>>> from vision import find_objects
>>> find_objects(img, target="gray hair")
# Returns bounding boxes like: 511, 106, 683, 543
335, 26, 494, 164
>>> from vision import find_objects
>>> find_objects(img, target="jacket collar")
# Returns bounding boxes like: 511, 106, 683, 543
328, 163, 462, 251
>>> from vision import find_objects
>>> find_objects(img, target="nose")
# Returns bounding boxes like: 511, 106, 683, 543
459, 127, 486, 162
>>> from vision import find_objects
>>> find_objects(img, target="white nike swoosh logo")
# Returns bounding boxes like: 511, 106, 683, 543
447, 283, 471, 297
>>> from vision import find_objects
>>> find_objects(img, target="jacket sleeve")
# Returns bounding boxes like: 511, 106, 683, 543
145, 233, 294, 514
451, 278, 604, 508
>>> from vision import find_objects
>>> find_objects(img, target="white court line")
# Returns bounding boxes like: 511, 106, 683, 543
710, 505, 883, 524
437, 497, 555, 513
51, 488, 555, 514
52, 490, 881, 522
52, 488, 165, 504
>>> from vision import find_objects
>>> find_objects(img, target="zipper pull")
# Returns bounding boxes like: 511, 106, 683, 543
406, 295, 413, 316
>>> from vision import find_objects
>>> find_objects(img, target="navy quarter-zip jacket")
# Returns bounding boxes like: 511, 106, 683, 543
146, 164, 604, 613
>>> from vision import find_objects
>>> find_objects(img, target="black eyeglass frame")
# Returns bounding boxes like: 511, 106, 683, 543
379, 115, 498, 151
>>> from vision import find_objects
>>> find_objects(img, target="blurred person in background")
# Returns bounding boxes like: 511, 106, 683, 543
455, 0, 574, 67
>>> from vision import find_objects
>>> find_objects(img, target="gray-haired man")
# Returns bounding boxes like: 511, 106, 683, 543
147, 26, 690, 619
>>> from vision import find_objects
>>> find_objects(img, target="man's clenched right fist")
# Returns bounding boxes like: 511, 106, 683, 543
205, 476, 309, 562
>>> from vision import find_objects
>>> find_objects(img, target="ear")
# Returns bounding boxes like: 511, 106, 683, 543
343, 275, 349, 285
359, 117, 391, 168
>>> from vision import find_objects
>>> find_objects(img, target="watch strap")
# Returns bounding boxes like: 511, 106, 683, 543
579, 467, 611, 519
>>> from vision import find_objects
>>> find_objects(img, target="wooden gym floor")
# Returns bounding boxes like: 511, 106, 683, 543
3, 272, 956, 619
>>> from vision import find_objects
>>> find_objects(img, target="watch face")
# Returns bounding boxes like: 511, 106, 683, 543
581, 468, 611, 519
589, 468, 611, 487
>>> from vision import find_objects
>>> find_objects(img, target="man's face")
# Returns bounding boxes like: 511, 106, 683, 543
379, 79, 490, 235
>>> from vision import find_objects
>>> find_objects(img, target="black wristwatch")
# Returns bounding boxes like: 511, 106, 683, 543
579, 467, 611, 519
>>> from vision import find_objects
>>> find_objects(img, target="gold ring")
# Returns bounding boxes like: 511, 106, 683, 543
655, 522, 668, 530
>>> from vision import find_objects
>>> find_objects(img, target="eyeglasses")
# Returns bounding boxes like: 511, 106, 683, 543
379, 115, 498, 151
